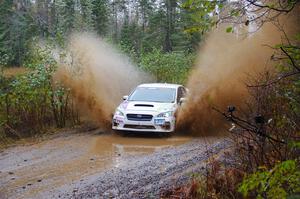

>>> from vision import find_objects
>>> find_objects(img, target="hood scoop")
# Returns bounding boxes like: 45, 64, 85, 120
134, 104, 154, 107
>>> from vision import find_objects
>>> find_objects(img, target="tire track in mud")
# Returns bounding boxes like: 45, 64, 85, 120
59, 138, 230, 199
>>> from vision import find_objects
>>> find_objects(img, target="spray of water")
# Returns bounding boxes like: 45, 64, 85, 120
177, 13, 300, 136
53, 10, 298, 134
55, 33, 151, 130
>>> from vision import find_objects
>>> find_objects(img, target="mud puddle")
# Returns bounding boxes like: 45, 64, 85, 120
0, 130, 191, 199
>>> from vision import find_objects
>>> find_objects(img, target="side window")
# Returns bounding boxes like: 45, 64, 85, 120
177, 88, 182, 103
177, 87, 185, 103
181, 87, 187, 97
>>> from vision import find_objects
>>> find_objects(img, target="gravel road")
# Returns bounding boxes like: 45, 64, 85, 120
0, 130, 229, 199
59, 137, 229, 199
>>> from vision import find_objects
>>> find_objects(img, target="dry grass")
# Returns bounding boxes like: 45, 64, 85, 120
2, 67, 29, 77
160, 158, 245, 199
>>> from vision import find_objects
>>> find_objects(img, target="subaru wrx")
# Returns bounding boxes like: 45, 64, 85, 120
112, 83, 187, 134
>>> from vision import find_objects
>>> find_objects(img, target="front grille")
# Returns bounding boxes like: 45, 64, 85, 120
127, 114, 153, 121
124, 124, 156, 129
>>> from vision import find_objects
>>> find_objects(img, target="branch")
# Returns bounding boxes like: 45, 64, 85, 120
247, 71, 300, 87
212, 107, 286, 144
280, 46, 300, 72
245, 0, 297, 13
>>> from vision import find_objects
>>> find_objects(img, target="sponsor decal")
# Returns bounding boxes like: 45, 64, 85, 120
115, 116, 124, 123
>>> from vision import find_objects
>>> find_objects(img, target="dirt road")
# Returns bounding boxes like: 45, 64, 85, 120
0, 129, 228, 199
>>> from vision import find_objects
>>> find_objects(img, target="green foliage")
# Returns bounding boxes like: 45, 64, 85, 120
0, 0, 37, 66
230, 9, 240, 17
140, 49, 195, 84
288, 141, 300, 149
0, 0, 203, 66
92, 0, 109, 35
79, 0, 94, 31
239, 160, 300, 199
0, 43, 78, 139
114, 0, 202, 55
54, 0, 76, 35
235, 36, 300, 199
182, 0, 221, 34
0, 53, 10, 67
119, 21, 143, 61
0, 0, 14, 66
226, 26, 233, 33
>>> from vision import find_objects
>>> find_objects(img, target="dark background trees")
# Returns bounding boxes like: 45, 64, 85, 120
0, 0, 202, 67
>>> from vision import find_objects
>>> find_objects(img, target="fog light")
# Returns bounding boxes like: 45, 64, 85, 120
162, 122, 171, 130
113, 120, 118, 126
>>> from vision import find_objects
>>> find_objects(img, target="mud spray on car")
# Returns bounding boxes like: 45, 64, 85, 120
55, 11, 299, 135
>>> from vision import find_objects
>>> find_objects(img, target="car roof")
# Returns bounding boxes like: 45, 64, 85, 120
137, 83, 183, 89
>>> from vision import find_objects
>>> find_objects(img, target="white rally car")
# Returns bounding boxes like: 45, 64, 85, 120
112, 83, 187, 134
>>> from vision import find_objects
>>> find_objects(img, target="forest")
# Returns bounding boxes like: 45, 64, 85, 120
0, 0, 200, 67
0, 0, 206, 139
0, 0, 300, 198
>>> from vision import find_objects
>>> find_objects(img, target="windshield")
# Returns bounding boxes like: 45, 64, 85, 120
128, 87, 176, 103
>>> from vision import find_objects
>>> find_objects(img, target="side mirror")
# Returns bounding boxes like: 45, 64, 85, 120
122, 95, 128, 100
179, 97, 186, 105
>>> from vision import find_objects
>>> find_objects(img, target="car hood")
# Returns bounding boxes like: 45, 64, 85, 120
117, 101, 176, 113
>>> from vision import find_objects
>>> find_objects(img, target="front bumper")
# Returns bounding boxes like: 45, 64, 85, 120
112, 114, 175, 133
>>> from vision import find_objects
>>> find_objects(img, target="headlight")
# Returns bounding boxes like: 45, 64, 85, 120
115, 109, 124, 116
157, 111, 173, 118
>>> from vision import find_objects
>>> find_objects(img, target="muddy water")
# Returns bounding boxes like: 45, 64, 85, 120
0, 131, 191, 199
